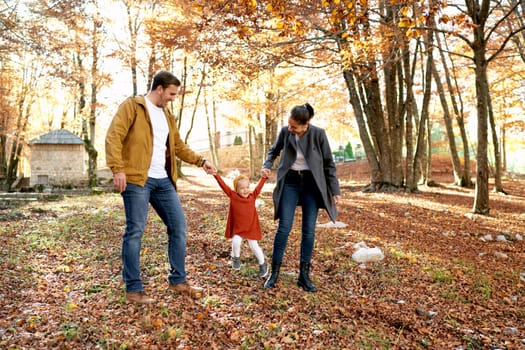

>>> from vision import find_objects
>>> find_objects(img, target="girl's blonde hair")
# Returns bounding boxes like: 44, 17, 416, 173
233, 174, 249, 192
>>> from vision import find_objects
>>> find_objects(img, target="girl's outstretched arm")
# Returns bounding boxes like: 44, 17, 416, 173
213, 174, 233, 196
253, 176, 267, 197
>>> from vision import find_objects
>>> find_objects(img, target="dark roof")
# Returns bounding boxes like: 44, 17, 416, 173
31, 129, 84, 145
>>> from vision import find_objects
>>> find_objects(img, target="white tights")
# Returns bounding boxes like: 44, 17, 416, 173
231, 235, 265, 265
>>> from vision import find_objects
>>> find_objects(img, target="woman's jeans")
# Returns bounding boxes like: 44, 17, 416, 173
121, 177, 187, 293
272, 170, 320, 264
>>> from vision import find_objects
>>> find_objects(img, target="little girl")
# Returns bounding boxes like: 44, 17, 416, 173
213, 171, 268, 278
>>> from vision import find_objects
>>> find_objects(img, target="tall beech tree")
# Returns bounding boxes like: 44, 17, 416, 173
146, 1, 289, 174
434, 31, 473, 187
451, 0, 525, 213
189, 0, 443, 192
0, 1, 49, 189
30, 0, 111, 188
188, 0, 525, 214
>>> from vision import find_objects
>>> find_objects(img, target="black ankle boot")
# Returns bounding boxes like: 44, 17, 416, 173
297, 262, 318, 292
264, 261, 281, 288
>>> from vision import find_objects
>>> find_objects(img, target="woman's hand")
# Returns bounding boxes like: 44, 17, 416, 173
261, 168, 271, 178
333, 195, 341, 205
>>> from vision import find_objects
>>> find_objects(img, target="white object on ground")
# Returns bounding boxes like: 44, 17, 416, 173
352, 246, 385, 263
317, 221, 348, 228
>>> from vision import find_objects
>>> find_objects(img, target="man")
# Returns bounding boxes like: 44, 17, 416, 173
105, 70, 216, 304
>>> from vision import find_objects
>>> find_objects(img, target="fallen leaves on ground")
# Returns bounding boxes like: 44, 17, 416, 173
1, 158, 524, 349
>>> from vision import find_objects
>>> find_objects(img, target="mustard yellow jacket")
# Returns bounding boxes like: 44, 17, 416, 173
105, 95, 204, 186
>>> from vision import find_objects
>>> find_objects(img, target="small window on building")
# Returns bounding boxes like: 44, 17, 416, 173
37, 175, 49, 185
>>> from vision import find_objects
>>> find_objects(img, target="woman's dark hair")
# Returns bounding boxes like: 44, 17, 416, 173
290, 103, 314, 124
151, 70, 181, 91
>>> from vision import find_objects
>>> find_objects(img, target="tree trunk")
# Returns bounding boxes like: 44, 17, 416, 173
412, 31, 434, 189
0, 133, 6, 182
403, 43, 417, 191
432, 63, 463, 185
85, 14, 101, 188
2, 62, 35, 190
436, 31, 473, 187
501, 128, 507, 172
470, 0, 491, 214
384, 51, 404, 188
425, 118, 435, 186
264, 74, 279, 163
487, 90, 505, 193
6, 141, 23, 190
340, 1, 408, 192
254, 129, 264, 177
126, 2, 138, 96
206, 91, 219, 169
473, 66, 490, 215
177, 57, 188, 130
183, 68, 204, 145
82, 118, 98, 188
342, 70, 383, 188
248, 125, 255, 177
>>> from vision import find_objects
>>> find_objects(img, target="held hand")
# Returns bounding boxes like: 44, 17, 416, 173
202, 160, 217, 175
113, 172, 127, 193
333, 195, 341, 205
261, 168, 271, 178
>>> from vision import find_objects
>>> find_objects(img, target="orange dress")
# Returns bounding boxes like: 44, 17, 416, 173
213, 175, 267, 240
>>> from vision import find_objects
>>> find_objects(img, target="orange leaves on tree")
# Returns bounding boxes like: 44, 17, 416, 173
406, 28, 421, 39
399, 6, 413, 17
439, 14, 451, 24
398, 17, 414, 28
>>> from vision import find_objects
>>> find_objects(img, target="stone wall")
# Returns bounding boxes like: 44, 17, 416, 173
30, 144, 87, 187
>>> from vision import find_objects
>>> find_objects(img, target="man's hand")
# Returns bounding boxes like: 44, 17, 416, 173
113, 172, 127, 193
202, 160, 217, 175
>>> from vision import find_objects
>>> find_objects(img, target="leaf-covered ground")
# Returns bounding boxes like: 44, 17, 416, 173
1, 157, 524, 349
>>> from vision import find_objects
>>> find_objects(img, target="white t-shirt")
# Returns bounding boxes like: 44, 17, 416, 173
291, 135, 310, 171
145, 97, 169, 178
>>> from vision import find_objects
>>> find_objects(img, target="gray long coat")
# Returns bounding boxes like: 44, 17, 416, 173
263, 125, 341, 222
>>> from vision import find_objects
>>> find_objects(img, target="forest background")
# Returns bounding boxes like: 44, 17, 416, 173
1, 0, 525, 216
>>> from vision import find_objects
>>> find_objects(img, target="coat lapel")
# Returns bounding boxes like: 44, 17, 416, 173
296, 128, 311, 158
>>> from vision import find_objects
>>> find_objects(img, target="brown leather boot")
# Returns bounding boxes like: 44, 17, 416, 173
168, 282, 204, 299
126, 291, 156, 304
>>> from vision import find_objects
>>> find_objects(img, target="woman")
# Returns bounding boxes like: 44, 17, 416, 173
261, 103, 341, 292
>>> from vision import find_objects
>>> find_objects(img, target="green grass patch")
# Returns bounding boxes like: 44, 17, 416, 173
473, 276, 492, 299
428, 268, 455, 285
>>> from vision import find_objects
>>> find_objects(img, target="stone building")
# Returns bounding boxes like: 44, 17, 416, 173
29, 129, 86, 188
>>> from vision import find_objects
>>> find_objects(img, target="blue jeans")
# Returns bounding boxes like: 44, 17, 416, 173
121, 177, 187, 292
272, 170, 320, 264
